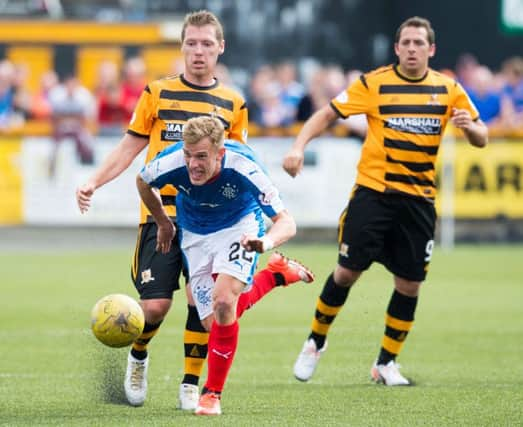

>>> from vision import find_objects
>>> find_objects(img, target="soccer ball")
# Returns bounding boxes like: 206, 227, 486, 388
90, 294, 145, 348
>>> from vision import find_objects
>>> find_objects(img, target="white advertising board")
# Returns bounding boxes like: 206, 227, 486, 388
20, 137, 362, 227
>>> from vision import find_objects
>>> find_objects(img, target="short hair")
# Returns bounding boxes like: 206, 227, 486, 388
183, 116, 224, 148
395, 16, 435, 45
181, 10, 224, 43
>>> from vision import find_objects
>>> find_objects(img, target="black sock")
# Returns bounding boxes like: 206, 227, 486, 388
130, 320, 163, 360
309, 273, 351, 349
377, 289, 418, 365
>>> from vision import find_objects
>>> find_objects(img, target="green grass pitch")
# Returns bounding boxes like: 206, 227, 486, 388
1, 243, 522, 426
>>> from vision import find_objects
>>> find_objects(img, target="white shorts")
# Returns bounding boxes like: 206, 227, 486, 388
180, 213, 263, 320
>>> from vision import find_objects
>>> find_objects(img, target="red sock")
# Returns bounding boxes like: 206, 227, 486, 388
204, 320, 239, 393
236, 269, 276, 318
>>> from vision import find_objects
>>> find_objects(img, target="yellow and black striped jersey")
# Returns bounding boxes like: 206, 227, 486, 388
331, 64, 479, 200
128, 74, 248, 224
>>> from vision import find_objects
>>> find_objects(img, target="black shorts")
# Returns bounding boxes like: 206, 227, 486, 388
337, 186, 437, 282
131, 222, 188, 300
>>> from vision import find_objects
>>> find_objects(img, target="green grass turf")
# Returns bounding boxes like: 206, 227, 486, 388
1, 243, 522, 426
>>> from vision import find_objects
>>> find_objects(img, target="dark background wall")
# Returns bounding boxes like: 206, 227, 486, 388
215, 0, 522, 72
1, 0, 521, 76
54, 0, 523, 72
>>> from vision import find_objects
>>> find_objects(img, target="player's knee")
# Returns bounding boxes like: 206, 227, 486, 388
333, 265, 361, 287
394, 276, 421, 297
141, 298, 172, 323
213, 298, 235, 323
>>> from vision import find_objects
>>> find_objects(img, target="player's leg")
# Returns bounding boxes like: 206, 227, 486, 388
126, 223, 182, 406
371, 196, 436, 386
179, 287, 208, 410
236, 252, 314, 317
191, 216, 257, 415
370, 276, 420, 386
293, 264, 359, 382
196, 274, 244, 416
179, 252, 314, 409
294, 186, 390, 381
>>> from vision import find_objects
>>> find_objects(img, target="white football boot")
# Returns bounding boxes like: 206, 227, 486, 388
124, 352, 149, 406
293, 338, 327, 382
370, 360, 410, 386
177, 383, 199, 410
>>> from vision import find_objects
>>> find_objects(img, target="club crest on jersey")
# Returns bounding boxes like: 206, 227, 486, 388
141, 269, 155, 284
162, 123, 184, 141
194, 285, 212, 306
427, 94, 440, 105
339, 243, 349, 258
221, 183, 239, 199
384, 117, 441, 135
210, 105, 226, 123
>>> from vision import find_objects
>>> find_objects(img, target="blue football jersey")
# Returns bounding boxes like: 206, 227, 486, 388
139, 140, 285, 234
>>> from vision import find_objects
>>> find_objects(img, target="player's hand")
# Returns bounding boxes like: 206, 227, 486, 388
76, 183, 96, 214
283, 148, 305, 177
451, 108, 473, 130
240, 234, 274, 253
156, 222, 176, 254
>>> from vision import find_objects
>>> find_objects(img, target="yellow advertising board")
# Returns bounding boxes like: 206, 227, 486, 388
0, 137, 22, 224
436, 140, 523, 218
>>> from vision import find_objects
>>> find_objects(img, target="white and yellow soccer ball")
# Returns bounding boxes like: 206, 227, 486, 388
91, 294, 145, 348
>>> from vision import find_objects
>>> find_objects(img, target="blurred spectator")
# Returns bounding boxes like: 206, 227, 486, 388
297, 65, 367, 139
31, 70, 59, 120
275, 61, 305, 126
296, 66, 329, 121
466, 65, 501, 124
94, 59, 127, 135
97, 83, 127, 135
455, 53, 479, 90
324, 65, 347, 98
296, 64, 346, 120
215, 63, 244, 97
94, 59, 120, 96
490, 56, 523, 135
48, 74, 97, 176
120, 56, 147, 121
3, 50, 523, 138
11, 63, 32, 120
255, 81, 289, 128
0, 59, 23, 130
501, 56, 523, 112
248, 65, 279, 127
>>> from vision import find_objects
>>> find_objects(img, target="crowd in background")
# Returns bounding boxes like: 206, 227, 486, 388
0, 53, 522, 141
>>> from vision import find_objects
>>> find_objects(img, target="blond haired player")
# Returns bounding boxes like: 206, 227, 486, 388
137, 116, 308, 415
76, 10, 312, 408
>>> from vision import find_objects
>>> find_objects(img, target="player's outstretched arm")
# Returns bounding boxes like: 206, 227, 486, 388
136, 175, 175, 254
241, 210, 296, 253
283, 105, 338, 177
76, 133, 149, 213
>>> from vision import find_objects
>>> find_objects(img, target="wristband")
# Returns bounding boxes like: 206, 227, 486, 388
261, 236, 274, 252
